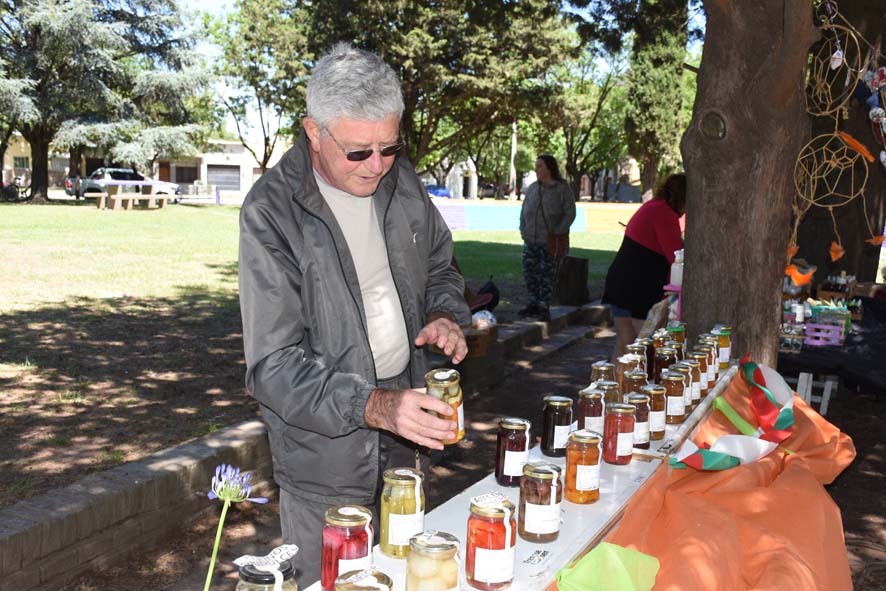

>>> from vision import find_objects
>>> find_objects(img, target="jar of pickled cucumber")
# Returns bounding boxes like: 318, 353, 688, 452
236, 561, 298, 591
379, 468, 425, 558
425, 369, 464, 444
406, 531, 459, 591
335, 567, 393, 591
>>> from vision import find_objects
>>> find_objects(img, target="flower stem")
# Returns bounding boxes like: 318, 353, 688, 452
203, 499, 230, 591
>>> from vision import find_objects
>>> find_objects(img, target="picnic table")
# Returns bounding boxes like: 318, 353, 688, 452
94, 180, 171, 211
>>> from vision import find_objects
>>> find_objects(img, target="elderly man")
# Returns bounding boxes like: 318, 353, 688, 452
238, 43, 471, 583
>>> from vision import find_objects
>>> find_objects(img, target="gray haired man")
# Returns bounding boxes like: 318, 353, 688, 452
238, 43, 471, 583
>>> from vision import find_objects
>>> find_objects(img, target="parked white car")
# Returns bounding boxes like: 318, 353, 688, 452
69, 168, 180, 199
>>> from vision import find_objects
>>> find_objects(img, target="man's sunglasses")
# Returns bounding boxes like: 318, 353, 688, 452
325, 128, 405, 162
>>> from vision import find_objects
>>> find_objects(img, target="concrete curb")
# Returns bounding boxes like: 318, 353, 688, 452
0, 302, 611, 591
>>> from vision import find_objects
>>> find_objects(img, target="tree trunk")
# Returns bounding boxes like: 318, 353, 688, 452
640, 154, 658, 200
22, 127, 52, 202
681, 0, 818, 366
68, 146, 82, 177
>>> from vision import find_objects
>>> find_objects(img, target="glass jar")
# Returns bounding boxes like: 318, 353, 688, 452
693, 344, 716, 389
577, 389, 604, 435
640, 384, 666, 441
681, 359, 702, 408
518, 462, 563, 542
669, 363, 694, 410
715, 326, 732, 369
635, 338, 655, 382
495, 418, 530, 487
466, 493, 517, 590
425, 368, 464, 445
665, 321, 686, 344
616, 353, 645, 393
406, 531, 459, 591
699, 334, 720, 379
603, 403, 635, 465
565, 430, 601, 504
379, 468, 425, 558
625, 393, 650, 449
686, 352, 710, 399
653, 346, 677, 384
662, 371, 686, 424
652, 329, 669, 349
541, 396, 573, 457
335, 567, 393, 591
589, 360, 616, 384
321, 505, 373, 590
666, 340, 685, 362
625, 343, 647, 371
621, 368, 648, 400
237, 561, 298, 591
596, 380, 620, 406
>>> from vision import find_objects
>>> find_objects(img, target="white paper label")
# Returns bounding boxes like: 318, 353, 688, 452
585, 415, 604, 434
616, 431, 633, 456
456, 403, 465, 432
576, 464, 600, 491
553, 425, 570, 449
683, 384, 692, 405
667, 395, 685, 417
523, 502, 561, 534
633, 421, 650, 444
650, 410, 666, 432
387, 511, 424, 546
708, 365, 716, 385
503, 449, 528, 476
473, 546, 516, 583
691, 382, 701, 402
338, 555, 371, 573
719, 346, 731, 364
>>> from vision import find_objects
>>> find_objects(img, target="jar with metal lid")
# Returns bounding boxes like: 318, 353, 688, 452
577, 389, 604, 435
694, 344, 717, 388
321, 505, 373, 590
589, 360, 616, 384
625, 343, 647, 371
541, 395, 573, 457
662, 371, 686, 424
635, 338, 655, 381
596, 380, 620, 406
625, 393, 650, 449
665, 321, 686, 343
565, 430, 601, 504
237, 561, 298, 591
466, 493, 517, 590
406, 531, 459, 591
621, 368, 648, 399
699, 334, 720, 379
616, 353, 645, 394
603, 403, 635, 465
652, 329, 669, 349
686, 352, 710, 399
425, 368, 464, 445
669, 363, 694, 410
654, 347, 677, 384
518, 462, 563, 542
379, 467, 425, 558
666, 340, 685, 362
715, 326, 732, 369
681, 359, 702, 407
640, 384, 666, 441
335, 567, 393, 591
495, 418, 530, 487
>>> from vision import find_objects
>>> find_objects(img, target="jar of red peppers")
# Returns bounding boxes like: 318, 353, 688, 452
495, 418, 530, 487
335, 567, 393, 591
635, 338, 655, 382
577, 389, 604, 434
621, 368, 648, 400
541, 396, 573, 457
625, 393, 650, 450
686, 352, 709, 399
518, 462, 563, 543
466, 493, 517, 590
406, 531, 459, 591
565, 430, 601, 504
603, 403, 635, 465
596, 380, 620, 406
654, 347, 677, 384
589, 360, 616, 384
663, 371, 686, 424
321, 505, 373, 590
640, 384, 666, 441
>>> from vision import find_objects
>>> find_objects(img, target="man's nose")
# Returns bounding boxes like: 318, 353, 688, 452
363, 150, 386, 175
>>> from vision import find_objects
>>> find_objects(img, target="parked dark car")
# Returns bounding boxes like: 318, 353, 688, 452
70, 168, 180, 199
424, 183, 452, 198
478, 182, 498, 199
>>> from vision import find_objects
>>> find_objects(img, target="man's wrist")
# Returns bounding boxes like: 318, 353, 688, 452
427, 310, 456, 324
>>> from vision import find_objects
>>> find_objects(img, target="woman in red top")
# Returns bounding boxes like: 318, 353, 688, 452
602, 173, 686, 361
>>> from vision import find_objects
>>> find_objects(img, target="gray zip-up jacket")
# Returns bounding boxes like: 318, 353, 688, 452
238, 132, 470, 504
519, 180, 576, 246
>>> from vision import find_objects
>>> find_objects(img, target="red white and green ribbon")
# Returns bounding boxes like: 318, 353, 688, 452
740, 354, 796, 443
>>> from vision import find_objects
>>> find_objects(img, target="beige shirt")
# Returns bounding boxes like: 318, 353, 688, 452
314, 171, 410, 380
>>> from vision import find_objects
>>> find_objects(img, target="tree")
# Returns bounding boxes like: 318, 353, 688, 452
0, 59, 37, 179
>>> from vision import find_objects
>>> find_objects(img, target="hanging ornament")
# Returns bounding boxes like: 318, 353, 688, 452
806, 23, 861, 117
786, 243, 800, 263
829, 241, 845, 262
866, 235, 885, 246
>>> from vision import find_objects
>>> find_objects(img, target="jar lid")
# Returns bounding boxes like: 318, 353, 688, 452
682, 359, 700, 370
669, 363, 691, 374
469, 492, 515, 518
543, 395, 573, 407
639, 384, 666, 396
335, 567, 394, 591
409, 530, 459, 555
655, 347, 677, 356
625, 343, 646, 352
382, 467, 422, 485
635, 338, 653, 346
569, 429, 602, 444
626, 393, 650, 405
662, 371, 685, 383
698, 332, 714, 340
624, 368, 647, 380
424, 368, 460, 386
238, 560, 295, 584
665, 325, 685, 333
686, 351, 707, 361
668, 341, 684, 350
522, 461, 562, 479
693, 344, 714, 352
579, 389, 604, 400
595, 380, 619, 392
499, 417, 530, 431
592, 360, 615, 369
716, 327, 732, 336
606, 403, 636, 415
325, 505, 371, 527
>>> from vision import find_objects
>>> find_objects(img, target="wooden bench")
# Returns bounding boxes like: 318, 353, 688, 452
98, 185, 169, 210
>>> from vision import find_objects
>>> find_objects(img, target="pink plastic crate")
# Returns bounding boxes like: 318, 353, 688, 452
804, 323, 844, 346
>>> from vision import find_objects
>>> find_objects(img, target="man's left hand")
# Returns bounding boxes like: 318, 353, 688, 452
415, 314, 468, 364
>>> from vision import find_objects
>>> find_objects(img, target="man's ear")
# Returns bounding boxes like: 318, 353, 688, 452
303, 117, 321, 152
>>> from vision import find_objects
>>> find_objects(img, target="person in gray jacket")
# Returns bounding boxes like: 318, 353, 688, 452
238, 43, 471, 583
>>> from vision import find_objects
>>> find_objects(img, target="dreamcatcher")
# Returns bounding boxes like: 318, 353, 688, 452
787, 1, 886, 285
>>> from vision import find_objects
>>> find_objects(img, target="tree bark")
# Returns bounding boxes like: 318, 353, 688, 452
681, 0, 818, 366
21, 126, 52, 202
640, 154, 658, 201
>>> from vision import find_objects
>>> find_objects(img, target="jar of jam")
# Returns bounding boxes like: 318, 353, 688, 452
686, 352, 710, 399
237, 561, 298, 591
669, 363, 694, 410
625, 343, 647, 371
625, 393, 650, 449
603, 403, 635, 465
666, 340, 685, 362
621, 368, 648, 399
662, 371, 686, 424
425, 368, 464, 445
665, 321, 686, 344
335, 567, 393, 591
466, 493, 517, 590
652, 329, 669, 349
694, 344, 717, 389
681, 359, 702, 407
596, 380, 620, 406
518, 462, 563, 542
589, 360, 616, 384
635, 338, 655, 381
565, 430, 601, 504
699, 334, 720, 379
616, 353, 645, 393
577, 388, 604, 434
495, 418, 530, 486
406, 531, 459, 591
321, 505, 373, 589
541, 396, 573, 457
379, 468, 424, 558
715, 326, 732, 369
640, 384, 666, 441
653, 346, 677, 384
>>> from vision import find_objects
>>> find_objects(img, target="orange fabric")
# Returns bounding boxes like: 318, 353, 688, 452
605, 375, 856, 590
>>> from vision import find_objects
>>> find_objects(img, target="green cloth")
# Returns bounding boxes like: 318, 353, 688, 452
556, 542, 660, 591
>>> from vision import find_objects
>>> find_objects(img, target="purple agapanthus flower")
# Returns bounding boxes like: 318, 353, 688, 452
207, 464, 268, 504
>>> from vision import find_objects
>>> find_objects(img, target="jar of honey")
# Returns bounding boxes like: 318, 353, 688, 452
699, 334, 720, 379
495, 418, 530, 487
693, 344, 717, 389
625, 393, 650, 449
686, 352, 710, 399
379, 468, 424, 558
466, 493, 516, 590
621, 368, 648, 400
425, 369, 464, 444
541, 396, 573, 457
596, 380, 620, 406
321, 505, 373, 589
669, 363, 694, 410
665, 321, 686, 344
602, 403, 635, 465
715, 326, 732, 369
640, 384, 666, 441
681, 358, 702, 407
564, 430, 601, 504
577, 389, 604, 434
666, 340, 685, 362
518, 462, 563, 542
406, 531, 459, 591
652, 329, 669, 349
662, 371, 686, 424
625, 343, 647, 372
654, 347, 677, 384
589, 360, 616, 384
